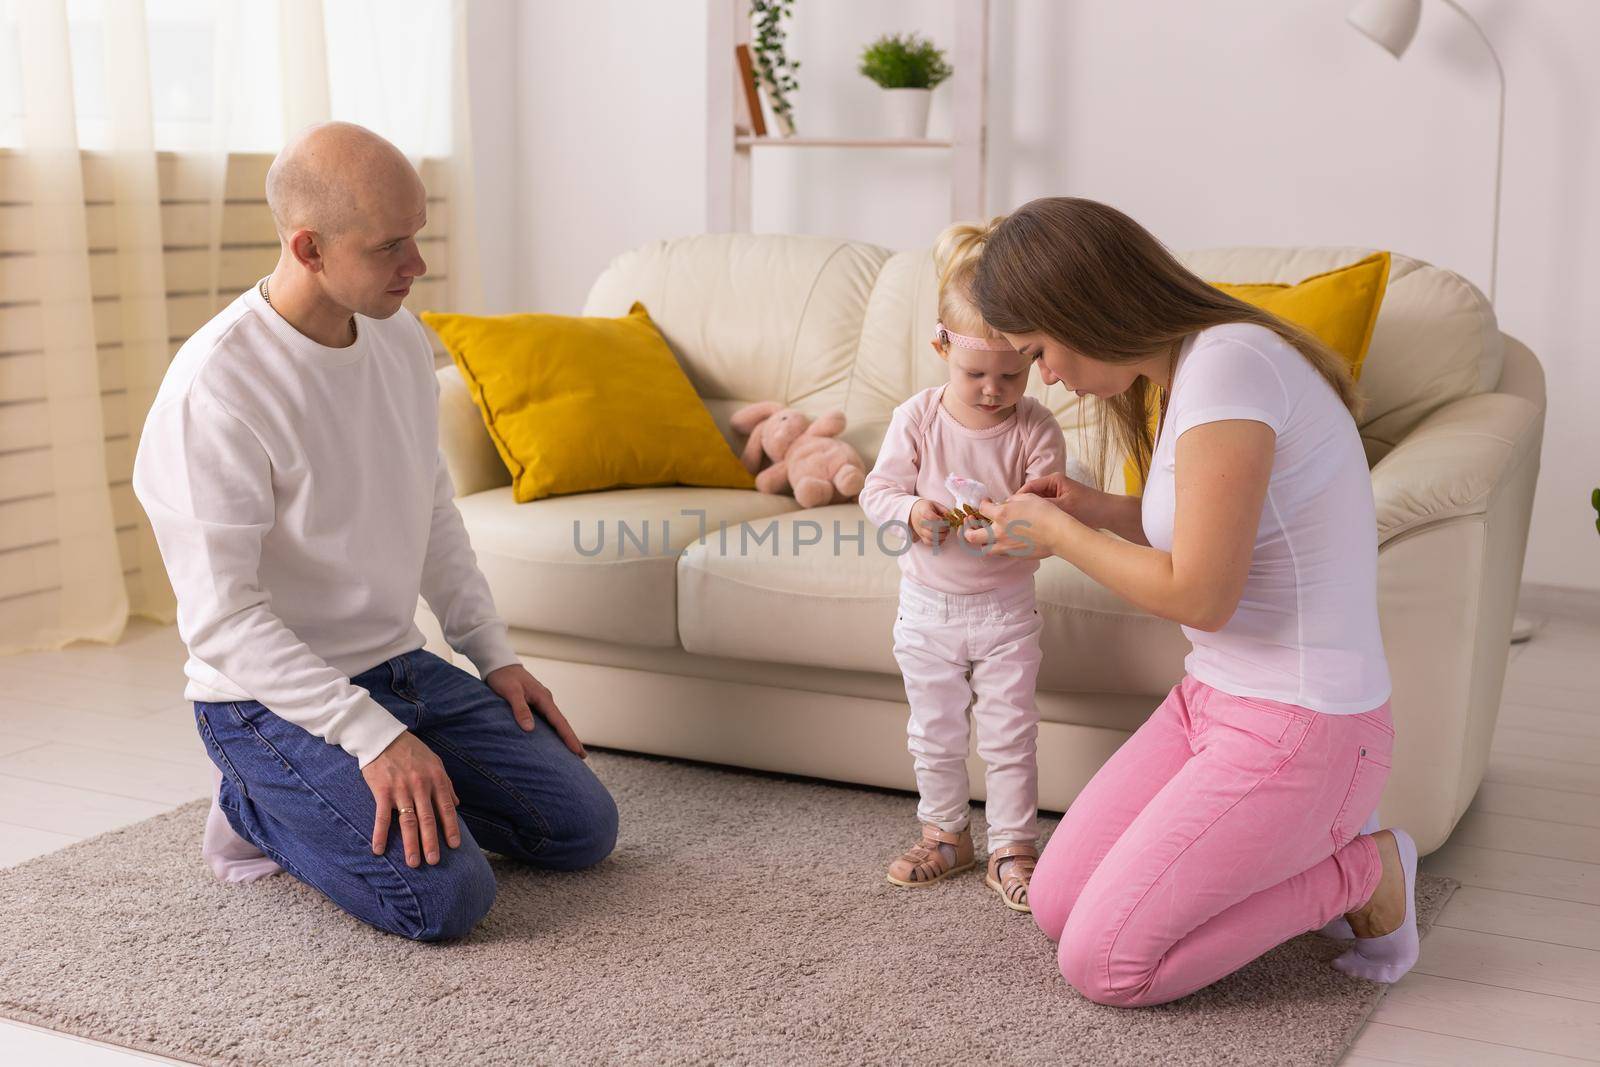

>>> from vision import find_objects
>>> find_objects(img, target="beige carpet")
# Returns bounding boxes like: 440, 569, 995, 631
0, 751, 1454, 1066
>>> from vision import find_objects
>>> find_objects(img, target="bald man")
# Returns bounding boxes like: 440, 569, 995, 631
133, 123, 617, 941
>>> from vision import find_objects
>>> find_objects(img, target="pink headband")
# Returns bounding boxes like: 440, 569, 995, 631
934, 321, 1014, 351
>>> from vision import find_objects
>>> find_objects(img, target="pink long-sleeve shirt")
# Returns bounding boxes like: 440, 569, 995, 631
860, 385, 1066, 595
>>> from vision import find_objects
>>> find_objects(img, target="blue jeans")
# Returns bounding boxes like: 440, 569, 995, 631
195, 648, 618, 941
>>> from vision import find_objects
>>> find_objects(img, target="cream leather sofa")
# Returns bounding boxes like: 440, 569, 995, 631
419, 235, 1545, 855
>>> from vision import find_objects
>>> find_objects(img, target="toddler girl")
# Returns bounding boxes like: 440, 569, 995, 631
859, 219, 1067, 912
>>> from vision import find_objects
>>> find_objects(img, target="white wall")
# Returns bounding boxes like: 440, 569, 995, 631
462, 0, 519, 313
505, 0, 1600, 592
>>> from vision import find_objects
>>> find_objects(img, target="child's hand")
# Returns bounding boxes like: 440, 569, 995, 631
909, 498, 955, 545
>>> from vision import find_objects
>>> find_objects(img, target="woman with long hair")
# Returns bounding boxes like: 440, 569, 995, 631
961, 197, 1417, 1007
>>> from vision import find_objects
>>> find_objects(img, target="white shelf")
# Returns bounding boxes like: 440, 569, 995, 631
736, 136, 954, 149
708, 0, 989, 232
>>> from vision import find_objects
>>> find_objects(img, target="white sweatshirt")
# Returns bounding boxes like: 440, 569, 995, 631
133, 284, 519, 766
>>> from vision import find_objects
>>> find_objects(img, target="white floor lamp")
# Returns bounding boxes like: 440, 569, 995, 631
1346, 0, 1505, 304
1347, 0, 1535, 644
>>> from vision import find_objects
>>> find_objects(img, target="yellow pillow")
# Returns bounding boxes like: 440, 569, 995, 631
1122, 252, 1391, 494
422, 302, 754, 503
1213, 251, 1390, 382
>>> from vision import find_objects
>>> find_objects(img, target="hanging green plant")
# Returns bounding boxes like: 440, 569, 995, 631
858, 33, 952, 90
750, 0, 799, 136
1592, 486, 1599, 535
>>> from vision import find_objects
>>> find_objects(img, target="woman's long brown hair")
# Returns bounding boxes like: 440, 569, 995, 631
970, 197, 1362, 490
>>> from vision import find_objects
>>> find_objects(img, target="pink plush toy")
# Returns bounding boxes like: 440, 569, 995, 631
730, 401, 868, 508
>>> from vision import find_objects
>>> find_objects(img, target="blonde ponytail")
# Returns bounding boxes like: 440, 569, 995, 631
932, 215, 1008, 340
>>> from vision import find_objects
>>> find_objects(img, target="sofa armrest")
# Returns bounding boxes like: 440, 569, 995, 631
1371, 390, 1543, 546
438, 365, 512, 498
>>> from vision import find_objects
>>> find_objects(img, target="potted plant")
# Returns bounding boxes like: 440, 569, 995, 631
858, 33, 952, 139
751, 0, 799, 137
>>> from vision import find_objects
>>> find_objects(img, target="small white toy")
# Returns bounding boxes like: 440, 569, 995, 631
944, 459, 1096, 530
943, 474, 994, 529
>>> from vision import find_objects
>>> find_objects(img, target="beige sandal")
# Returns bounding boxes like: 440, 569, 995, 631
886, 824, 975, 887
986, 844, 1038, 913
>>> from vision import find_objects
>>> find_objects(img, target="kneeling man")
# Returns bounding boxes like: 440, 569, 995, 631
133, 122, 617, 940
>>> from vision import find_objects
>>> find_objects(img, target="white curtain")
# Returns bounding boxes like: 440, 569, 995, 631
0, 0, 479, 655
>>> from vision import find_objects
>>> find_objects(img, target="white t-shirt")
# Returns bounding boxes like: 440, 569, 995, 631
1140, 323, 1391, 714
132, 284, 519, 765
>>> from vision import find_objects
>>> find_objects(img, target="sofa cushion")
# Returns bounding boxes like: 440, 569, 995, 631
677, 503, 1190, 696
455, 486, 800, 647
583, 233, 893, 418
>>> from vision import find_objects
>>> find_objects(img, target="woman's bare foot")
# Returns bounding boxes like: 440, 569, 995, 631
1345, 830, 1404, 938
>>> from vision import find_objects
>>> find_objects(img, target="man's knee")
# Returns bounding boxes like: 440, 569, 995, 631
393, 848, 497, 942
550, 780, 618, 870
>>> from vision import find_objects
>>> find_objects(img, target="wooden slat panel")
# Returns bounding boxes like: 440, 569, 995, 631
3, 273, 452, 372
0, 533, 134, 601
0, 399, 49, 453
1, 441, 144, 509
113, 524, 140, 575
0, 496, 53, 553
0, 354, 46, 400
0, 390, 130, 456
6, 239, 444, 307
0, 449, 53, 501
0, 540, 55, 599
0, 294, 215, 353
1, 149, 451, 204
0, 346, 131, 404
0, 304, 42, 353
3, 199, 448, 254
99, 202, 275, 248
104, 437, 135, 485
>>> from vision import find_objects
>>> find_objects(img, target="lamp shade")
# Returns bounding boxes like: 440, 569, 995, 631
1347, 0, 1423, 58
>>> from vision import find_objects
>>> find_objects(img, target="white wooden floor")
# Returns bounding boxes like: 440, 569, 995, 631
1, 616, 1597, 1065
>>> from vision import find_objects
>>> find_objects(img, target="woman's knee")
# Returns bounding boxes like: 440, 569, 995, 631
1056, 910, 1160, 1008
1028, 872, 1072, 942
1057, 937, 1127, 1006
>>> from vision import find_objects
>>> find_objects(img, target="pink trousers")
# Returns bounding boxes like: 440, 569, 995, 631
1031, 675, 1393, 1007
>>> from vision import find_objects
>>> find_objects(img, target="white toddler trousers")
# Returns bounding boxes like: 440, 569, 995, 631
892, 576, 1044, 848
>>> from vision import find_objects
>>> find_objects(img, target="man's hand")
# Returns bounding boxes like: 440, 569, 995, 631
362, 732, 460, 868
909, 498, 956, 546
485, 663, 588, 759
